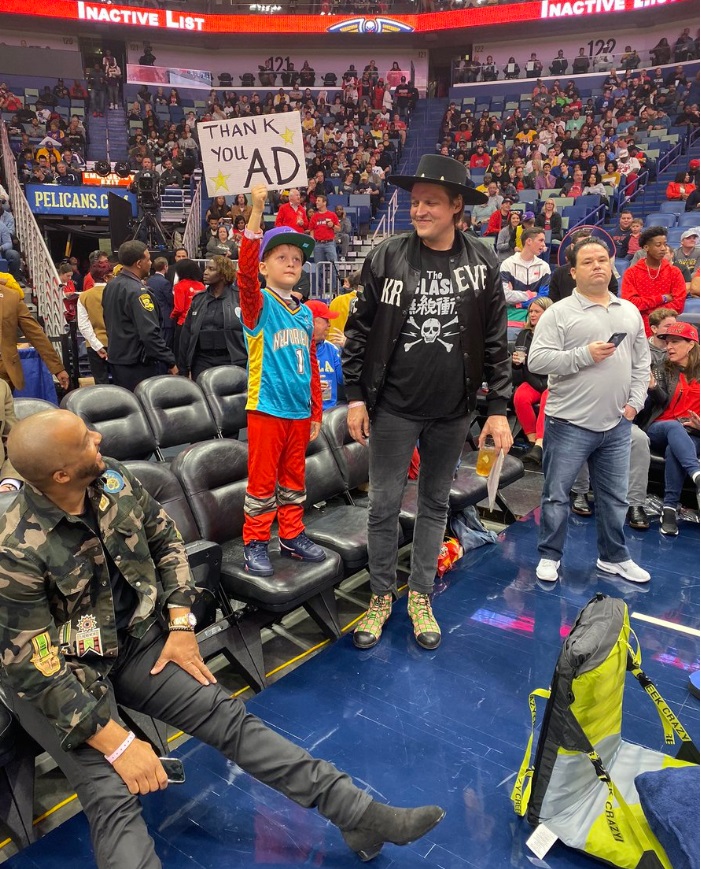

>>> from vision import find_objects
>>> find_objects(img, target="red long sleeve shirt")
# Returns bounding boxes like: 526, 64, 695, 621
621, 258, 687, 336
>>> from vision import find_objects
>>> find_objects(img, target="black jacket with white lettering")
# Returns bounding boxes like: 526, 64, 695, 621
342, 230, 511, 415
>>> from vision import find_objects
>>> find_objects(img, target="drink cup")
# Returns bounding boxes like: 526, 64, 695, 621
476, 435, 497, 477
513, 349, 526, 365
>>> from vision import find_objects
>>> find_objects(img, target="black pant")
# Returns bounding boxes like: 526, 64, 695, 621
86, 347, 110, 384
5, 626, 371, 869
110, 361, 162, 392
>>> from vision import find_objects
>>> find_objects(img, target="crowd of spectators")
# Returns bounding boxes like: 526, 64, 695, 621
435, 60, 700, 246
453, 29, 699, 83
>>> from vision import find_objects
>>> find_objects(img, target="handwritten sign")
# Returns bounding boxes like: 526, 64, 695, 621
198, 111, 307, 197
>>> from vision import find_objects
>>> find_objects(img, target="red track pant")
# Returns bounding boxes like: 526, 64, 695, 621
513, 384, 549, 441
243, 411, 310, 544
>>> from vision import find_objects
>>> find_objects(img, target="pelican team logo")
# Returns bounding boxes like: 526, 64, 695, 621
327, 17, 414, 33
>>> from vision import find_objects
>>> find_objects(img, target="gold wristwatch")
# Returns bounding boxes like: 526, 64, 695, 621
168, 613, 197, 632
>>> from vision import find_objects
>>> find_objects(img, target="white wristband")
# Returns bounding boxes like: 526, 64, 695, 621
105, 731, 135, 765
348, 401, 366, 409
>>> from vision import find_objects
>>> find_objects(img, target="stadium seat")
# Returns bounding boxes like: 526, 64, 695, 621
614, 259, 630, 277
678, 213, 700, 228
135, 375, 218, 458
171, 439, 345, 650
667, 228, 685, 248
0, 699, 37, 849
13, 397, 56, 419
644, 213, 677, 228
197, 364, 248, 439
61, 385, 158, 461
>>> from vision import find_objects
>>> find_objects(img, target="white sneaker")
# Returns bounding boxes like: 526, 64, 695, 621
596, 558, 650, 584
536, 558, 560, 582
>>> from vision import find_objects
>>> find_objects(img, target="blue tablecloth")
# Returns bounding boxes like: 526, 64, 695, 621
680, 296, 699, 326
14, 347, 58, 403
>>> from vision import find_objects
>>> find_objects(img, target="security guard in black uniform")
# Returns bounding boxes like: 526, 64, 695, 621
103, 240, 177, 391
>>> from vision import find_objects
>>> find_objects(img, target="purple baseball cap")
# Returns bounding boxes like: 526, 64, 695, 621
260, 226, 315, 264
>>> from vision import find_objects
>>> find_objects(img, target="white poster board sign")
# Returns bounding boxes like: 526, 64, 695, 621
198, 111, 307, 197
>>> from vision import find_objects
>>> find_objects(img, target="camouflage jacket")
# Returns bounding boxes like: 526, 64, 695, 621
0, 459, 197, 750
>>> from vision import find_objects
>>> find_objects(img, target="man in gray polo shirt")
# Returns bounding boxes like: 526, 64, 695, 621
529, 237, 651, 584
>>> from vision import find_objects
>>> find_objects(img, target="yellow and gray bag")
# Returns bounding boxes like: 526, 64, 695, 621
511, 593, 699, 868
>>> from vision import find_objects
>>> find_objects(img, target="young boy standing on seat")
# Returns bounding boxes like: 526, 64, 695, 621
238, 183, 326, 577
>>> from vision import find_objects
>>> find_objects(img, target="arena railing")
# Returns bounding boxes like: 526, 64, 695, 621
0, 121, 64, 356
182, 177, 204, 258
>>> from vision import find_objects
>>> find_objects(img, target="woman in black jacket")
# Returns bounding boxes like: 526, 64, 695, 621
512, 297, 553, 466
535, 199, 563, 241
178, 256, 246, 381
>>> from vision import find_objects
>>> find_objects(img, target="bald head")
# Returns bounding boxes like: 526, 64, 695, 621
8, 410, 104, 491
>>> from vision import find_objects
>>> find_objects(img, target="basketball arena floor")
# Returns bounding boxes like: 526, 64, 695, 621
3, 501, 699, 869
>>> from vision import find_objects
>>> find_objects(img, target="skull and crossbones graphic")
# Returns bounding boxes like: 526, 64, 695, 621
401, 316, 460, 352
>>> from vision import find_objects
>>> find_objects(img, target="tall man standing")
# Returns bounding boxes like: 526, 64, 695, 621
529, 238, 651, 585
103, 241, 177, 391
343, 154, 512, 651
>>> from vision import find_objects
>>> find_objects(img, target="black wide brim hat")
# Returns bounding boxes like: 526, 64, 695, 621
389, 154, 488, 205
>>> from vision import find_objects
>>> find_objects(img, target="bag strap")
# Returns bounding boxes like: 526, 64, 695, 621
586, 749, 664, 864
511, 687, 551, 816
627, 635, 700, 762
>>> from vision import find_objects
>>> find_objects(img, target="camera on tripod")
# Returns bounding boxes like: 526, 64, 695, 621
134, 170, 161, 211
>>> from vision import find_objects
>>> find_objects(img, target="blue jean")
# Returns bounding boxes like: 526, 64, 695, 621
313, 240, 338, 264
647, 420, 700, 507
367, 406, 471, 595
2, 248, 20, 279
539, 416, 632, 563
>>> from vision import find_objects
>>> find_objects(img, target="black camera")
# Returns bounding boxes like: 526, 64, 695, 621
134, 171, 160, 209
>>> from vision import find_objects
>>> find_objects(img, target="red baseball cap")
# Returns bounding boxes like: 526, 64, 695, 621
306, 300, 339, 320
659, 321, 699, 343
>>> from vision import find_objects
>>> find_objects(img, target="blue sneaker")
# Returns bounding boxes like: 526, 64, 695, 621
243, 540, 274, 577
279, 532, 326, 562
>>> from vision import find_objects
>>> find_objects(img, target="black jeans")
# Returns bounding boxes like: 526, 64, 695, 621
86, 347, 110, 384
6, 626, 371, 869
367, 405, 471, 596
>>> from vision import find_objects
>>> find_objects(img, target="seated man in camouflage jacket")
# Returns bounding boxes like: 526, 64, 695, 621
0, 409, 444, 869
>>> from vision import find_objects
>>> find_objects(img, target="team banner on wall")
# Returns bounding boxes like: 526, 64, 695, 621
0, 0, 690, 34
126, 64, 213, 90
198, 111, 307, 197
27, 186, 137, 216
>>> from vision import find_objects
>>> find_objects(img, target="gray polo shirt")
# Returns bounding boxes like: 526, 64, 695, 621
528, 289, 650, 431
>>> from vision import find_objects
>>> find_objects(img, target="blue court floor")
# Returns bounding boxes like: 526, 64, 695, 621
6, 511, 700, 869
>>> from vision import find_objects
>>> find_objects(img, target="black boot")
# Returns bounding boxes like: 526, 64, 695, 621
342, 802, 445, 862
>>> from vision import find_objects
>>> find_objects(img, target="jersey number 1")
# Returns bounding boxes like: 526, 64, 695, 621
295, 348, 305, 374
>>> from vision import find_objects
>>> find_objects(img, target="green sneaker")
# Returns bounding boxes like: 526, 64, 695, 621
353, 593, 393, 649
407, 591, 441, 650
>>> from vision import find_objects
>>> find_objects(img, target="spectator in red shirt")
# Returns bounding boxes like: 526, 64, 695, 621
275, 188, 309, 233
82, 250, 111, 292
308, 194, 340, 266
621, 226, 687, 336
485, 197, 513, 236
469, 144, 490, 170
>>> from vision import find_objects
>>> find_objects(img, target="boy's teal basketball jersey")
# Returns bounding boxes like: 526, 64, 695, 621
244, 289, 314, 419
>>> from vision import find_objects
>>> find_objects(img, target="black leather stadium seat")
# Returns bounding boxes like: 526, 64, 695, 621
135, 375, 218, 457
124, 460, 266, 692
197, 365, 248, 439
0, 699, 37, 848
320, 404, 369, 492
302, 429, 384, 573
61, 385, 158, 461
171, 440, 344, 659
13, 397, 57, 419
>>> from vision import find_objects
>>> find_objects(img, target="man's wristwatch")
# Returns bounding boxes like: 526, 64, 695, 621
169, 613, 197, 632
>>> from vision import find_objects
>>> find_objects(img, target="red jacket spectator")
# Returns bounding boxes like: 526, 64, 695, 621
275, 202, 309, 232
309, 208, 339, 242
621, 258, 687, 336
485, 204, 512, 237
171, 278, 205, 326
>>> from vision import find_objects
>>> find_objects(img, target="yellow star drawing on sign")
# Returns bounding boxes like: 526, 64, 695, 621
210, 170, 230, 192
279, 127, 295, 145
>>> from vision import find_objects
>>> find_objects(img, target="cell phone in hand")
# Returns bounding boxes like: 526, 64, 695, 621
608, 332, 627, 347
159, 757, 186, 784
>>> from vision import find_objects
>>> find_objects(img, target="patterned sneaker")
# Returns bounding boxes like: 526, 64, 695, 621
353, 594, 393, 650
407, 591, 441, 650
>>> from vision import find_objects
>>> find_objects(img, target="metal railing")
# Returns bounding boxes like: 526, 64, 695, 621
0, 122, 63, 353
371, 188, 399, 247
182, 177, 204, 258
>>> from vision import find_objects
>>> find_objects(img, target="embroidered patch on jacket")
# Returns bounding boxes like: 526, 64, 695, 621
30, 632, 61, 677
